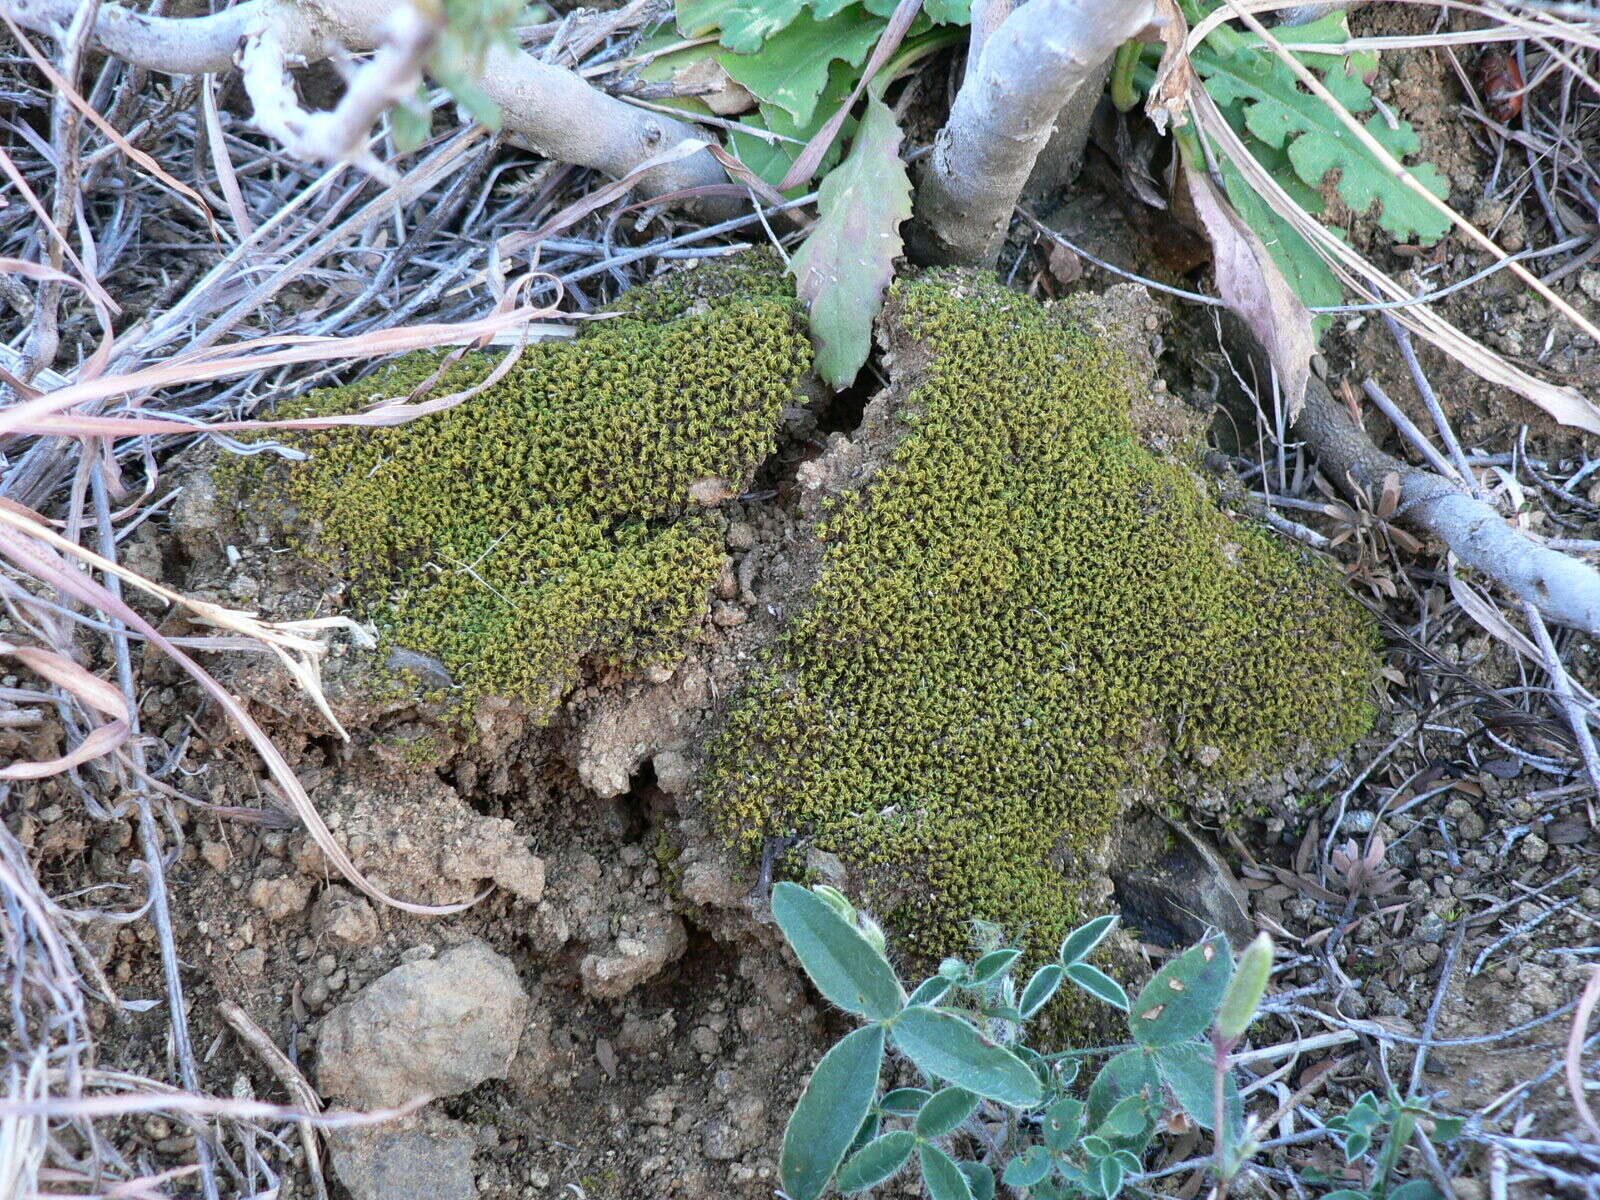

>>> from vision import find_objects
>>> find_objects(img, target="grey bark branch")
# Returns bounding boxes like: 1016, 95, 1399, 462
0, 0, 728, 202
1296, 374, 1600, 635
907, 0, 1159, 268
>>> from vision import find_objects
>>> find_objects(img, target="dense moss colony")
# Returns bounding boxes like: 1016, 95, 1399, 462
705, 274, 1377, 959
268, 255, 810, 717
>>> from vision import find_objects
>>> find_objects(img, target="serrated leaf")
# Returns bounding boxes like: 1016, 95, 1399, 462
1060, 915, 1119, 965
719, 6, 883, 125
1152, 1039, 1240, 1134
772, 882, 905, 1020
968, 948, 1022, 986
781, 1024, 886, 1200
1020, 963, 1065, 1017
836, 1130, 916, 1193
957, 1161, 995, 1200
1088, 1048, 1159, 1130
916, 1087, 979, 1138
728, 60, 857, 193
919, 1143, 973, 1200
1003, 1145, 1054, 1188
1195, 37, 1450, 242
890, 1006, 1043, 1108
790, 96, 911, 387
1065, 962, 1130, 1011
677, 0, 807, 53
1129, 932, 1233, 1048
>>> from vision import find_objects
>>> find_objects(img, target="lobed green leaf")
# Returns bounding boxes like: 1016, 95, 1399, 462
789, 96, 912, 387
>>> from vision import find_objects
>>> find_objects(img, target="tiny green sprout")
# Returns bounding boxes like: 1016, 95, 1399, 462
1216, 931, 1274, 1043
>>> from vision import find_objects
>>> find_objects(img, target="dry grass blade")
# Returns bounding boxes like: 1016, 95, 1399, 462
0, 11, 220, 241
0, 504, 471, 916
1569, 968, 1600, 1144
1184, 82, 1600, 432
0, 294, 570, 439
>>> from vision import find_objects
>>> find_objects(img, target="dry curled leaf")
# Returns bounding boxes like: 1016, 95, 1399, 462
1184, 164, 1315, 418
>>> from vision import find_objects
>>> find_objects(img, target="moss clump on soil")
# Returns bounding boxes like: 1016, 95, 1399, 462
705, 273, 1378, 961
261, 253, 810, 719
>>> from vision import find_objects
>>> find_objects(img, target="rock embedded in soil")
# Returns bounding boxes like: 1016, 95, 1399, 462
327, 1111, 478, 1200
316, 938, 528, 1109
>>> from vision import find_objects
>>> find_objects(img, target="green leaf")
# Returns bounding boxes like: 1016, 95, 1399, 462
1094, 1155, 1125, 1199
1088, 1048, 1159, 1130
390, 92, 432, 155
719, 6, 883, 125
789, 96, 911, 387
847, 1111, 880, 1157
1129, 933, 1232, 1048
836, 1130, 916, 1193
676, 0, 807, 53
1080, 1135, 1112, 1160
1002, 1146, 1053, 1188
916, 1087, 979, 1138
1389, 1183, 1445, 1200
1195, 34, 1450, 242
958, 1161, 995, 1200
780, 1024, 886, 1200
1097, 1094, 1151, 1140
923, 0, 972, 21
880, 1086, 931, 1115
1066, 962, 1130, 1011
771, 882, 905, 1020
1042, 1097, 1085, 1151
1060, 915, 1118, 965
968, 948, 1022, 987
1429, 1115, 1465, 1143
909, 975, 956, 1006
890, 1006, 1043, 1108
1152, 1040, 1240, 1134
1321, 1192, 1371, 1200
1019, 963, 1065, 1017
919, 1143, 974, 1200
1216, 931, 1273, 1041
728, 68, 857, 194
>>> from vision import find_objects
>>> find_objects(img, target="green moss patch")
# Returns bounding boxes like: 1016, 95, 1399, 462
705, 274, 1377, 960
259, 254, 811, 719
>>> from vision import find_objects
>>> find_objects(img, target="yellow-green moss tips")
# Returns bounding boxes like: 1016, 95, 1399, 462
705, 274, 1377, 960
265, 253, 810, 718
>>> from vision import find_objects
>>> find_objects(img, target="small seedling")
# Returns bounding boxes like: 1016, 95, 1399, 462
771, 884, 1463, 1200
770, 883, 1266, 1200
